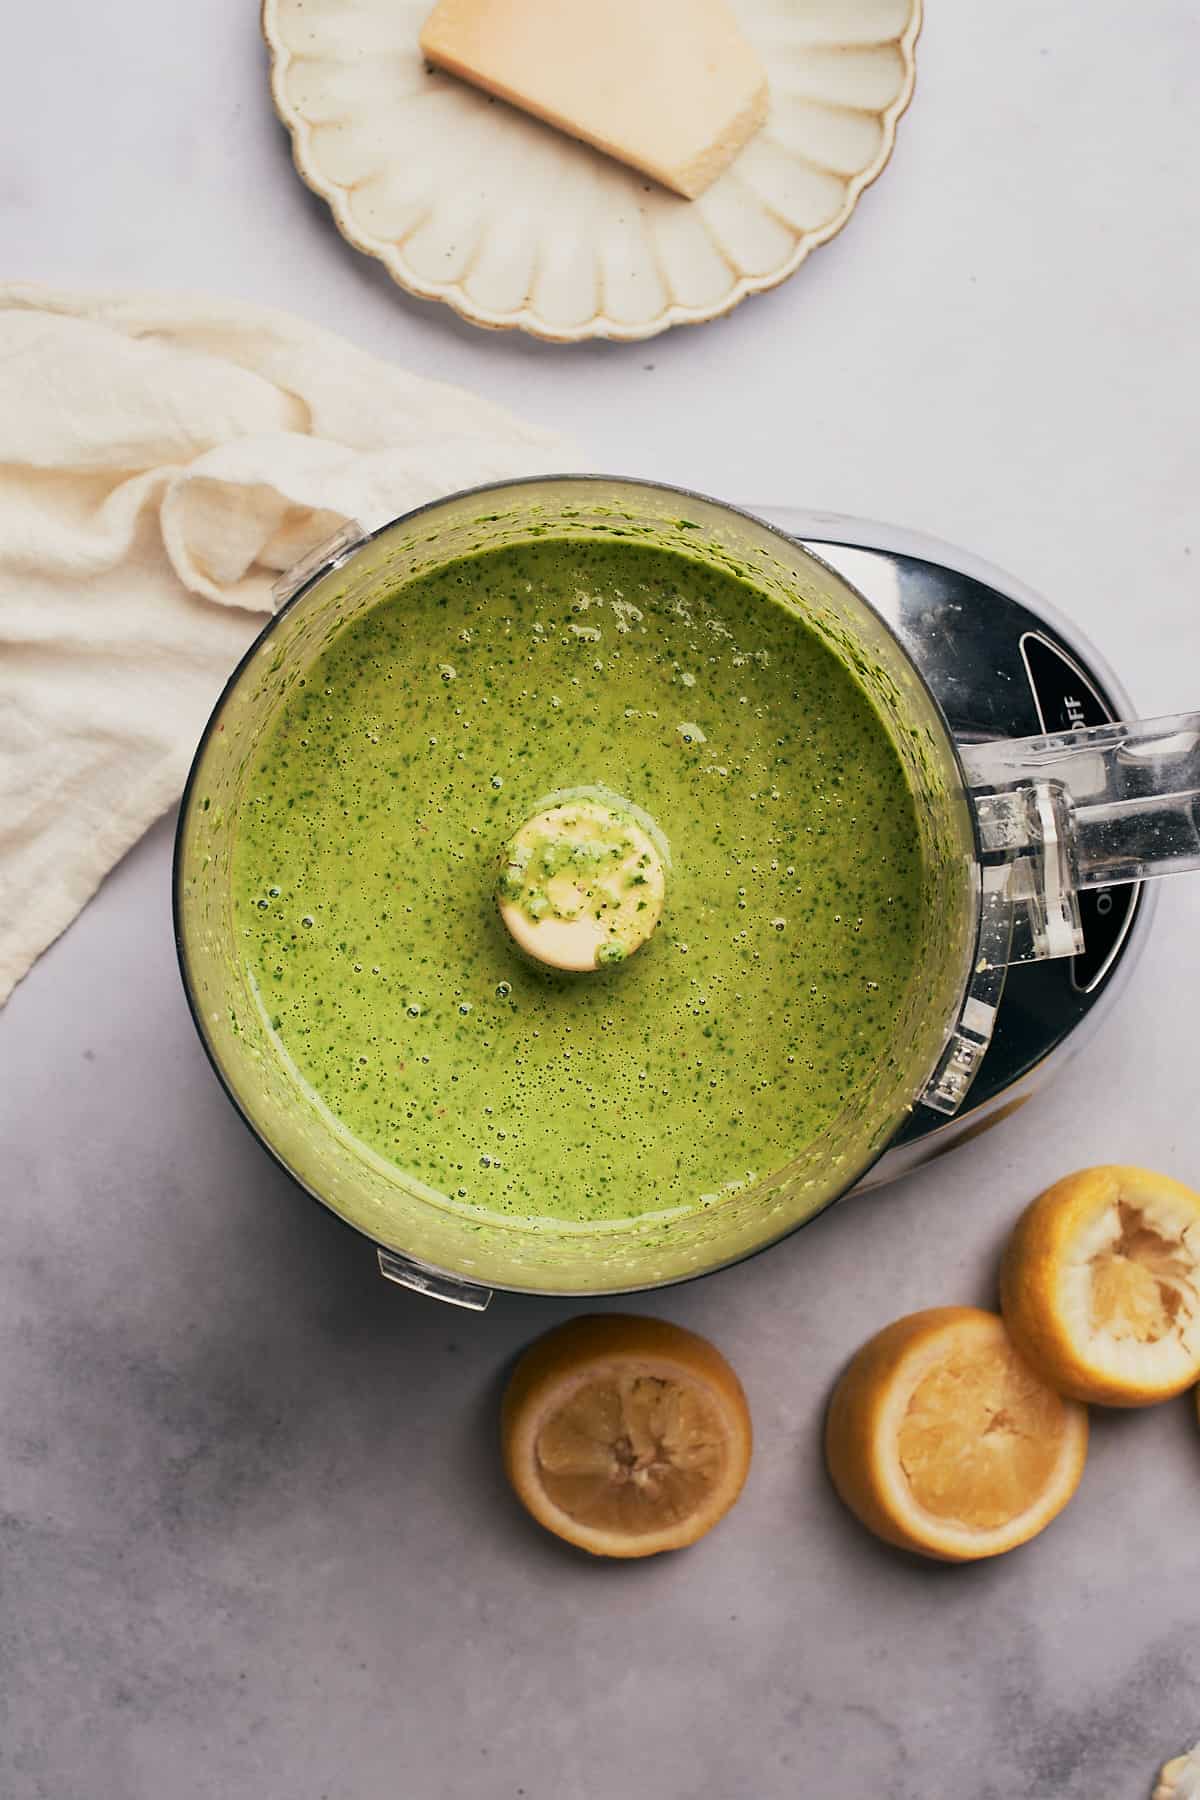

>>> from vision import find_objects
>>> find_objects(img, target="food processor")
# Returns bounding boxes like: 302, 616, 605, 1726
174, 479, 1200, 1308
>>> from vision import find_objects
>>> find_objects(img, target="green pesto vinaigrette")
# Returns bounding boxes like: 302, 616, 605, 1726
233, 538, 924, 1225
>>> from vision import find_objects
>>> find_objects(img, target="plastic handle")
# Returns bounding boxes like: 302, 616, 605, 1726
920, 710, 1198, 1113
960, 711, 1200, 967
962, 712, 1200, 887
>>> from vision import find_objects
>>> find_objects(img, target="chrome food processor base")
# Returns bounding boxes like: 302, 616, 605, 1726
757, 508, 1153, 1198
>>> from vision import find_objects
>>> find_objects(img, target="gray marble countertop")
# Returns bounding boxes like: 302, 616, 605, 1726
4, 1, 1200, 1795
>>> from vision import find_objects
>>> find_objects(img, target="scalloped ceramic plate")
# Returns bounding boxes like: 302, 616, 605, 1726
263, 0, 922, 342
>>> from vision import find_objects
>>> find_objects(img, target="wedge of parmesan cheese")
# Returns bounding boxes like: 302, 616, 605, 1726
419, 0, 768, 200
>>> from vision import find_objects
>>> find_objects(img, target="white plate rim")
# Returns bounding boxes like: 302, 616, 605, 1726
261, 0, 924, 344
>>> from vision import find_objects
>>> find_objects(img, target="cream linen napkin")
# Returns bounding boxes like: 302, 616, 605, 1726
0, 285, 576, 1005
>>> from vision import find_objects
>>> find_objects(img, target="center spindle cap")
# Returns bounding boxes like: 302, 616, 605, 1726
497, 794, 667, 972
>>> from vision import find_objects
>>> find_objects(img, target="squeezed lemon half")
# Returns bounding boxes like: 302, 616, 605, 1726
501, 1315, 752, 1558
825, 1307, 1088, 1562
1001, 1166, 1200, 1406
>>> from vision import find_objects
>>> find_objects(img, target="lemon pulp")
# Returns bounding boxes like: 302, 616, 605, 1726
1089, 1200, 1200, 1347
897, 1341, 1070, 1532
536, 1373, 728, 1537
